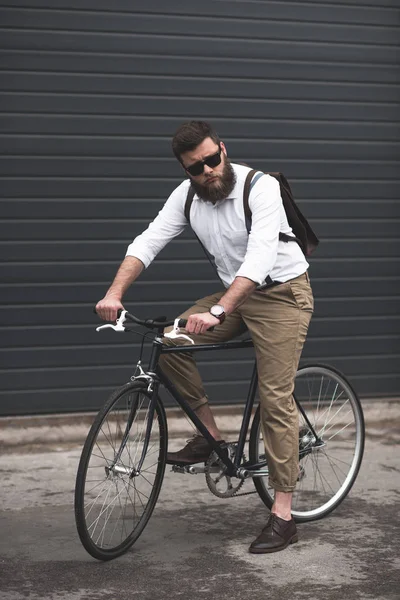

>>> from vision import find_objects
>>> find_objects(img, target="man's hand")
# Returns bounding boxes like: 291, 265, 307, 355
95, 256, 145, 322
95, 295, 124, 322
185, 312, 220, 335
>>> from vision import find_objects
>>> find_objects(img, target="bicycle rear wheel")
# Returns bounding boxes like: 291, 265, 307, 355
249, 364, 365, 522
75, 381, 167, 560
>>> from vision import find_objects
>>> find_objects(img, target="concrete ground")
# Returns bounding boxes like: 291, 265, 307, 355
0, 402, 399, 600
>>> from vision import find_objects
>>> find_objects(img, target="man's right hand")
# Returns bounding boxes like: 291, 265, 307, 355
95, 296, 125, 322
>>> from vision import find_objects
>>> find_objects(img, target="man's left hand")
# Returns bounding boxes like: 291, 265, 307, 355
185, 312, 220, 335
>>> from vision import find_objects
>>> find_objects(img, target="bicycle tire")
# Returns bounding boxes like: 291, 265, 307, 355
75, 381, 167, 560
249, 364, 365, 523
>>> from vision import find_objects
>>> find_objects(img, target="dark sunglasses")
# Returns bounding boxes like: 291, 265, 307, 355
185, 146, 222, 177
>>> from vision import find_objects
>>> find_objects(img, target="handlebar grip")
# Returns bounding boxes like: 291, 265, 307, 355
93, 306, 124, 316
93, 306, 122, 318
177, 318, 215, 332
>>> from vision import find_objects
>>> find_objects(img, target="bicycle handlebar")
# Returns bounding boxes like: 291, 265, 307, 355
93, 307, 188, 332
121, 311, 188, 330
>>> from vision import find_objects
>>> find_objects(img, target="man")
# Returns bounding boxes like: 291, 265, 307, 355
96, 120, 314, 554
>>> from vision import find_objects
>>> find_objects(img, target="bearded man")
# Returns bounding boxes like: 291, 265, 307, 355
96, 120, 314, 553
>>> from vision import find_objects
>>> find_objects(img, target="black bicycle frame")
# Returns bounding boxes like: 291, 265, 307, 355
136, 335, 320, 478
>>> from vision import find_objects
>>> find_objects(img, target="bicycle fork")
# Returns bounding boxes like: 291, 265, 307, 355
108, 380, 159, 478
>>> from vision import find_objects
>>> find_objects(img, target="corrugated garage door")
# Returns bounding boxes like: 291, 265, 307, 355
1, 0, 399, 415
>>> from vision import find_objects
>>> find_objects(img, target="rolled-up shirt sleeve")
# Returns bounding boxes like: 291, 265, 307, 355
236, 174, 281, 285
125, 181, 189, 268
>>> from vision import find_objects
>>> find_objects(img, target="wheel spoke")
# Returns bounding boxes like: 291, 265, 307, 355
89, 485, 113, 538
108, 488, 129, 547
84, 479, 111, 495
139, 472, 156, 488
319, 400, 350, 437
97, 489, 120, 547
84, 480, 112, 517
313, 454, 336, 495
93, 445, 112, 464
322, 451, 351, 480
325, 419, 354, 441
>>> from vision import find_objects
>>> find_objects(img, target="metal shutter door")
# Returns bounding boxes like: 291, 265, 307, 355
1, 0, 399, 414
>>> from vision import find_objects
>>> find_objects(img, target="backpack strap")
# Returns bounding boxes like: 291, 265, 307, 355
184, 185, 196, 224
243, 169, 304, 249
243, 170, 282, 289
243, 169, 262, 231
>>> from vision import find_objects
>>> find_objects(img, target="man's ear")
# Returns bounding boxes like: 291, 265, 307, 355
220, 141, 227, 156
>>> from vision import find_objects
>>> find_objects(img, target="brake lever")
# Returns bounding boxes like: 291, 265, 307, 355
96, 309, 128, 332
164, 318, 195, 344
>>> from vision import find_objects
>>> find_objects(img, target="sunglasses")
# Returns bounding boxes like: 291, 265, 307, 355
184, 146, 222, 177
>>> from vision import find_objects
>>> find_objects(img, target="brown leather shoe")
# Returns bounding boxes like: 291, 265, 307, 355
249, 514, 298, 554
166, 435, 225, 465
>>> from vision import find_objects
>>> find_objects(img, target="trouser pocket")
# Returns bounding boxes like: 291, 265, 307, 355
288, 273, 314, 313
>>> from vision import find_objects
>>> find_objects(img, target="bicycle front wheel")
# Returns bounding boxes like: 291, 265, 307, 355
75, 381, 167, 560
249, 364, 365, 522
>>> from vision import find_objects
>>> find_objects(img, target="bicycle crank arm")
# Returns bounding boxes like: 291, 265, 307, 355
171, 464, 220, 475
236, 467, 270, 479
249, 469, 270, 478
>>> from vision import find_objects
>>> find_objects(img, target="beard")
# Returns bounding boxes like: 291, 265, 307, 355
190, 157, 237, 204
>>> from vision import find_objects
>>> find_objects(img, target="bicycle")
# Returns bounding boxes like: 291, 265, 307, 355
74, 310, 365, 561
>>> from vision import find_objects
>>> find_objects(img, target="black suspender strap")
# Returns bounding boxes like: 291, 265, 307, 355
184, 185, 196, 224
184, 185, 225, 287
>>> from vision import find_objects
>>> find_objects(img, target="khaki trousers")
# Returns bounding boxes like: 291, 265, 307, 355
159, 272, 314, 492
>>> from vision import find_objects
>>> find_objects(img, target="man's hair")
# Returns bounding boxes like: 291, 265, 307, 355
172, 120, 220, 162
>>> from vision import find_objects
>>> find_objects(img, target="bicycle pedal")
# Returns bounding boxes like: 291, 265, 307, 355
170, 464, 203, 475
171, 464, 220, 475
171, 464, 186, 474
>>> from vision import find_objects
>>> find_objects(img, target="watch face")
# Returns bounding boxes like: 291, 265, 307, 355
211, 305, 224, 317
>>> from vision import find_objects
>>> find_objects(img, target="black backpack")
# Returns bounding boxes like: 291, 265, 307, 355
185, 169, 319, 257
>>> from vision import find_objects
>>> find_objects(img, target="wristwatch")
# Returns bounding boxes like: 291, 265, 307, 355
209, 304, 226, 324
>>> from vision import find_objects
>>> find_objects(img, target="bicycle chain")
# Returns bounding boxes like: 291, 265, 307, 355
232, 487, 257, 498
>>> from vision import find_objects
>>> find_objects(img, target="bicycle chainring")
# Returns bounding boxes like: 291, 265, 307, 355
205, 443, 245, 498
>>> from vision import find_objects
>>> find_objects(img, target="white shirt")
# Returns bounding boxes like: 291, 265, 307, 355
126, 163, 308, 288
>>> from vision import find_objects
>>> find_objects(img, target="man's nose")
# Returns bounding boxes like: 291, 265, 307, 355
203, 164, 213, 176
